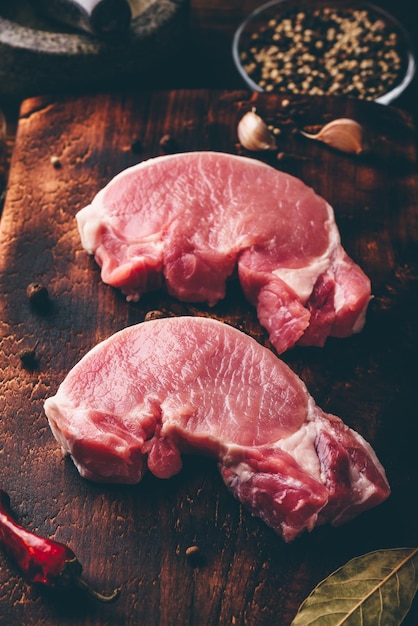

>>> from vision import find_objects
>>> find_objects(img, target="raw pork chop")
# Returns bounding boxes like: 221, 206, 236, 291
76, 151, 371, 354
44, 317, 389, 542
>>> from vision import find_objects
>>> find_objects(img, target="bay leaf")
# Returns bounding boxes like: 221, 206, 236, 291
291, 547, 418, 625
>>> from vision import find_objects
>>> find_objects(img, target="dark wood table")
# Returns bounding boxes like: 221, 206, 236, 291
0, 3, 418, 626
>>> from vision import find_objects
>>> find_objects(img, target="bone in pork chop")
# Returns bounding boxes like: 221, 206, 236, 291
76, 151, 371, 354
44, 317, 389, 542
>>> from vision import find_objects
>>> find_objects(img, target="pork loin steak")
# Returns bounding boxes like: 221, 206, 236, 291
44, 317, 389, 542
76, 151, 371, 354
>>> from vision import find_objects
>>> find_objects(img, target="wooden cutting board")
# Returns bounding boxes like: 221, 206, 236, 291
0, 90, 418, 625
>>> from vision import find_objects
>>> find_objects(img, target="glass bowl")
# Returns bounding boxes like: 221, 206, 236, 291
232, 0, 416, 104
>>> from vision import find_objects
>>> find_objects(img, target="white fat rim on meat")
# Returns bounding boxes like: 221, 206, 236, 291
276, 396, 322, 480
222, 397, 322, 484
77, 210, 96, 254
349, 300, 369, 333
272, 202, 340, 304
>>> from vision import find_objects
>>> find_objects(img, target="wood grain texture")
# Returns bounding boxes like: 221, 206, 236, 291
0, 89, 418, 625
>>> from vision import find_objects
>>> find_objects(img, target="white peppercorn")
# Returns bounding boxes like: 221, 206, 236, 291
239, 5, 408, 100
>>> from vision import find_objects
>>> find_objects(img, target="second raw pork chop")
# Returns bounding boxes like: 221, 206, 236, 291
76, 151, 371, 354
44, 317, 389, 542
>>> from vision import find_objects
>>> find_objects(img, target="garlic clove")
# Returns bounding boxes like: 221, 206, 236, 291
300, 118, 364, 155
237, 110, 277, 152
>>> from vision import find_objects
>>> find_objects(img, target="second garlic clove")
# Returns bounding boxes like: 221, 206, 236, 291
300, 118, 364, 155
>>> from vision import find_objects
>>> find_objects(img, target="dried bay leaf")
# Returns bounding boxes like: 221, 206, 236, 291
291, 548, 418, 625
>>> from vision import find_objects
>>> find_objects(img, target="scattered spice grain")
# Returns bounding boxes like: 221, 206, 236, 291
144, 310, 167, 321
185, 545, 205, 567
19, 347, 38, 370
50, 155, 61, 168
130, 138, 143, 154
159, 134, 178, 154
26, 282, 50, 312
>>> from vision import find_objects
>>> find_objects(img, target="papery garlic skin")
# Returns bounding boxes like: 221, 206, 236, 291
301, 118, 363, 155
237, 110, 277, 151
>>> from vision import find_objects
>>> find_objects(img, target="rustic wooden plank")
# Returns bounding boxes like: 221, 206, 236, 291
0, 90, 418, 625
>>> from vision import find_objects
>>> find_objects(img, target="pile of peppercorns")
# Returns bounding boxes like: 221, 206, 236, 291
238, 5, 409, 100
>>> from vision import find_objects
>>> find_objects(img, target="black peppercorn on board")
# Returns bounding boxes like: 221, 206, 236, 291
0, 90, 418, 625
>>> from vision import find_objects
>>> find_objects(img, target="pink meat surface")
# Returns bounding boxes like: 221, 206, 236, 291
44, 317, 389, 542
76, 151, 371, 354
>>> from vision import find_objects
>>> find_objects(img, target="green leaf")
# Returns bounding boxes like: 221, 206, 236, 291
291, 548, 418, 626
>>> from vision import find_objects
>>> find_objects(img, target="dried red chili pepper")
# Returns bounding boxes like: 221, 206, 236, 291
0, 489, 120, 602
